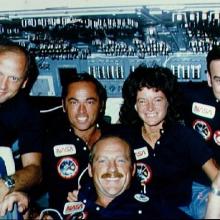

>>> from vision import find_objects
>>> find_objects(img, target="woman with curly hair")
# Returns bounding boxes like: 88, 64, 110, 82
119, 64, 218, 219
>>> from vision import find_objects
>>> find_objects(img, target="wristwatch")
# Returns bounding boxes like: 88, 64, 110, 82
2, 175, 15, 192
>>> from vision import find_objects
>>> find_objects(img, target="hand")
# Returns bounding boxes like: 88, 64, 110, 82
0, 191, 28, 216
67, 190, 79, 202
0, 179, 10, 202
212, 170, 220, 189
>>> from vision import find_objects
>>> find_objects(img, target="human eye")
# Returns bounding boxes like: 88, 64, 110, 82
70, 99, 78, 105
216, 78, 220, 83
117, 157, 126, 164
154, 97, 163, 104
137, 99, 145, 105
87, 99, 95, 105
96, 157, 107, 164
8, 75, 20, 82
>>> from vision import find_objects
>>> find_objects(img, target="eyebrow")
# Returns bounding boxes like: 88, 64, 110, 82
213, 76, 220, 79
67, 97, 98, 102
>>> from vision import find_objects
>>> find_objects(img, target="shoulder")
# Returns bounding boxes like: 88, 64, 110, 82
181, 83, 213, 102
167, 122, 206, 143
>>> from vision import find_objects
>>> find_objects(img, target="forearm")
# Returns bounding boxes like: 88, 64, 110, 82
12, 164, 42, 191
205, 186, 220, 218
205, 171, 220, 219
0, 164, 42, 202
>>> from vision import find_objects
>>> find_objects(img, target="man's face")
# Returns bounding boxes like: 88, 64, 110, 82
135, 87, 169, 129
0, 51, 27, 103
63, 81, 102, 133
208, 59, 220, 100
89, 137, 135, 202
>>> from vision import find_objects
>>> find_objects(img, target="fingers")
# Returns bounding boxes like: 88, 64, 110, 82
0, 191, 29, 216
67, 190, 79, 202
0, 195, 14, 216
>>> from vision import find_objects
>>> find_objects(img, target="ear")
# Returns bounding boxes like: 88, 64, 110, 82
62, 99, 66, 112
134, 104, 137, 111
131, 163, 136, 177
207, 72, 212, 87
88, 163, 93, 178
21, 78, 28, 89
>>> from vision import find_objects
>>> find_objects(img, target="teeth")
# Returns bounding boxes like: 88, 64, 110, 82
77, 117, 87, 122
146, 113, 156, 117
106, 177, 119, 181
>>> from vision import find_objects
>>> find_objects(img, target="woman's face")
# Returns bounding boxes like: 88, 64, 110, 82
135, 87, 169, 128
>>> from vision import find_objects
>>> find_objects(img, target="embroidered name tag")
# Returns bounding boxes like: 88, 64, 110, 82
63, 201, 85, 215
53, 144, 76, 157
134, 147, 148, 160
192, 102, 215, 119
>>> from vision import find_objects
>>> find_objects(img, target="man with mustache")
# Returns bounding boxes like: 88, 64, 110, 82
68, 135, 191, 219
42, 72, 110, 215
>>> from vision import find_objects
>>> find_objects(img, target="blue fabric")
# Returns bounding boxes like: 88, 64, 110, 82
179, 181, 210, 219
0, 204, 23, 220
74, 180, 192, 220
0, 158, 23, 219
0, 91, 42, 154
0, 157, 7, 178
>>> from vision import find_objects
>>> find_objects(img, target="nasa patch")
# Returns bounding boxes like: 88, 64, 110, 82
134, 147, 149, 160
53, 144, 76, 157
57, 157, 79, 179
134, 193, 149, 203
192, 102, 215, 119
136, 162, 152, 185
214, 130, 220, 146
63, 201, 85, 215
192, 119, 212, 141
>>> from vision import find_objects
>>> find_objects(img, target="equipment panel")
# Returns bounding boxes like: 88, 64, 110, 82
0, 2, 219, 97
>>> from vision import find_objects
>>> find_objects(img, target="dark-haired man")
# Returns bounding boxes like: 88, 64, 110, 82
183, 46, 220, 167
43, 73, 111, 214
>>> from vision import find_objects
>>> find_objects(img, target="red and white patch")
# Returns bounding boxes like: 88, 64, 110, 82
192, 102, 215, 119
192, 119, 212, 141
134, 147, 149, 160
63, 201, 85, 215
214, 131, 220, 146
53, 144, 76, 157
136, 162, 152, 185
57, 157, 79, 179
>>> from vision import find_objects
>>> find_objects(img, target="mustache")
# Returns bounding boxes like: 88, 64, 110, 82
101, 172, 124, 179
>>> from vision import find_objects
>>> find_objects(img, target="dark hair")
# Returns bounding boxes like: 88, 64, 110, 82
89, 134, 135, 165
206, 45, 220, 74
119, 64, 182, 126
61, 72, 107, 124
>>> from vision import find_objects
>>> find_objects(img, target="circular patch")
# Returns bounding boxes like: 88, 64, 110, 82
134, 193, 149, 203
136, 163, 152, 185
214, 130, 220, 146
192, 119, 212, 141
57, 157, 79, 179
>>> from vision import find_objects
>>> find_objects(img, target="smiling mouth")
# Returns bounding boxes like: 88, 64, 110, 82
0, 90, 7, 94
146, 113, 157, 117
77, 116, 88, 123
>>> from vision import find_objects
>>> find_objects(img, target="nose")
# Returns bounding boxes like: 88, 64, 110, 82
0, 76, 8, 90
108, 160, 117, 173
78, 103, 86, 114
146, 101, 154, 111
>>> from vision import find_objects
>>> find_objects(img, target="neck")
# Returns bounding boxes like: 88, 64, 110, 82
96, 196, 113, 208
142, 126, 161, 148
74, 126, 101, 150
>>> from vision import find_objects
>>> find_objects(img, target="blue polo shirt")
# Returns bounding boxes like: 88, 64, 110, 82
0, 91, 42, 154
112, 122, 213, 207
182, 85, 220, 165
